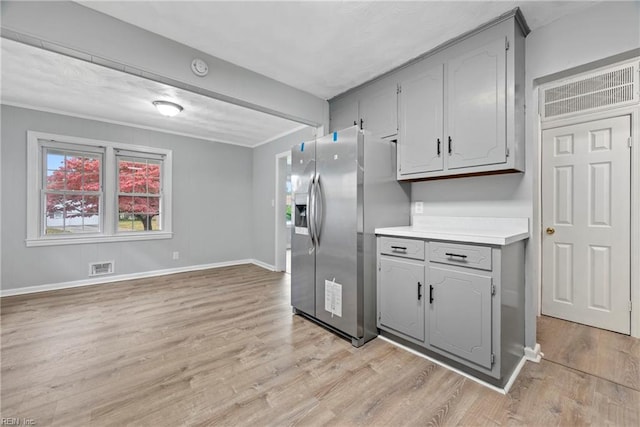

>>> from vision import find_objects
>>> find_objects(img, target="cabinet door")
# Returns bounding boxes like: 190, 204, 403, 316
398, 65, 444, 176
428, 265, 492, 369
447, 37, 506, 170
379, 256, 425, 341
360, 84, 397, 138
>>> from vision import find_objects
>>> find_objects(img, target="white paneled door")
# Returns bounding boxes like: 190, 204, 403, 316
542, 115, 631, 334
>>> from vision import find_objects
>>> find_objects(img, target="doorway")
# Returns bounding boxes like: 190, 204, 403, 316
541, 115, 631, 334
275, 151, 292, 273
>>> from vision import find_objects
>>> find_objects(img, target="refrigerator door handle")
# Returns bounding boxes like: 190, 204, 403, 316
307, 175, 316, 251
314, 174, 324, 243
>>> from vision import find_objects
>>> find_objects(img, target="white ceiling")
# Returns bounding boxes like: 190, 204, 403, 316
80, 0, 602, 100
2, 1, 602, 146
0, 38, 306, 147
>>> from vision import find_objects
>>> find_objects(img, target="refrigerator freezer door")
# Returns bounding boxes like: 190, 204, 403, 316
314, 126, 363, 338
291, 140, 316, 316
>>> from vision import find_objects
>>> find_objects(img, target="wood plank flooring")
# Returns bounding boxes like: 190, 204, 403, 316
537, 314, 640, 391
2, 264, 639, 426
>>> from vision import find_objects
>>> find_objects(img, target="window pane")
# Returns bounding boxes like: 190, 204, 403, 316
148, 196, 161, 215
147, 174, 161, 194
147, 161, 161, 194
116, 155, 163, 233
118, 195, 134, 213
80, 214, 100, 233
46, 152, 101, 192
83, 172, 100, 191
134, 173, 147, 194
45, 193, 64, 216
117, 195, 161, 231
118, 215, 136, 232
118, 160, 134, 193
64, 195, 89, 233
45, 214, 66, 235
45, 193, 65, 234
46, 151, 65, 170
44, 194, 99, 234
84, 195, 100, 215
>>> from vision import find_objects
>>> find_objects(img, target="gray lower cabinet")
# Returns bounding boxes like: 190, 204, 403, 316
378, 256, 425, 341
376, 235, 525, 387
428, 266, 492, 369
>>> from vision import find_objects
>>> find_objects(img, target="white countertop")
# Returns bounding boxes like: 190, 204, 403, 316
375, 216, 529, 246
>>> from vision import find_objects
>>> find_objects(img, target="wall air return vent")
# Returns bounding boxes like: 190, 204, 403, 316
89, 261, 115, 277
542, 61, 638, 120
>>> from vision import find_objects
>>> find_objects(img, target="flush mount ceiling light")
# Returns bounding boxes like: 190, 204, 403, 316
152, 100, 183, 117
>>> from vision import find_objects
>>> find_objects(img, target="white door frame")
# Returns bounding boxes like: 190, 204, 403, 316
274, 150, 290, 272
536, 104, 640, 337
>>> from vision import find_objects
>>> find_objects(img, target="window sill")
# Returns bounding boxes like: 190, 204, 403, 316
25, 232, 173, 247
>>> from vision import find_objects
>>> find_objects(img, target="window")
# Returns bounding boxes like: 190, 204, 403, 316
116, 152, 163, 232
43, 145, 103, 235
27, 132, 172, 246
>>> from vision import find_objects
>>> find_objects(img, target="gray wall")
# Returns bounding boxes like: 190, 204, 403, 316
1, 105, 253, 290
252, 126, 315, 267
328, 1, 639, 349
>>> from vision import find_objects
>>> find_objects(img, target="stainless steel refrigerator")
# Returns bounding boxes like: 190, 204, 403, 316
291, 125, 410, 347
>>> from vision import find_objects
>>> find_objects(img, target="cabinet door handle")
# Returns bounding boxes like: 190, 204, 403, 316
418, 282, 422, 300
445, 252, 467, 259
390, 246, 407, 252
437, 138, 441, 156
448, 136, 452, 155
429, 285, 434, 304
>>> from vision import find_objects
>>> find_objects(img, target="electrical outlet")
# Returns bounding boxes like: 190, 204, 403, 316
172, 251, 180, 260
414, 202, 424, 214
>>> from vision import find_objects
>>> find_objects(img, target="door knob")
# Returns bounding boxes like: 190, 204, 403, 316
546, 227, 555, 235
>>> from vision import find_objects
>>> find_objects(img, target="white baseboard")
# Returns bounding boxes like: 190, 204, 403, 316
251, 259, 276, 271
524, 343, 543, 363
503, 356, 527, 394
0, 259, 275, 297
377, 335, 526, 395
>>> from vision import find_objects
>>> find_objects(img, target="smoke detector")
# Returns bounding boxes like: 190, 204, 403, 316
191, 58, 209, 77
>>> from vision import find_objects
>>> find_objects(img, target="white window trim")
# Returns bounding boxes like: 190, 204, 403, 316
26, 131, 173, 247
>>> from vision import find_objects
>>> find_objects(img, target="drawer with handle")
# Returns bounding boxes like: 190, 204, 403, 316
429, 241, 492, 271
379, 237, 425, 260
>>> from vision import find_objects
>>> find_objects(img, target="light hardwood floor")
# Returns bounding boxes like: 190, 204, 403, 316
537, 314, 640, 391
1, 264, 639, 426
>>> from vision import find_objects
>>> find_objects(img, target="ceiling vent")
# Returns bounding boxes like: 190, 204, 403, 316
542, 61, 638, 120
89, 261, 115, 277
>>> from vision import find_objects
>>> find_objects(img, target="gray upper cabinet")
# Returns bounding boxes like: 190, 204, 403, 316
360, 84, 398, 139
395, 12, 527, 180
328, 10, 528, 181
398, 65, 444, 176
378, 255, 425, 341
428, 265, 493, 369
447, 37, 506, 170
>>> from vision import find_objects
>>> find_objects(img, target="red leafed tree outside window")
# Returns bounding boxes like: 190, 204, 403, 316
46, 153, 161, 233
117, 158, 161, 231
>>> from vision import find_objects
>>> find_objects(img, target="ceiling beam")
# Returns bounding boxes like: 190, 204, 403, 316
0, 1, 329, 129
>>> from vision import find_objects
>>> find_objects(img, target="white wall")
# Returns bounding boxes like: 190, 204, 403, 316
252, 126, 315, 268
1, 105, 254, 291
